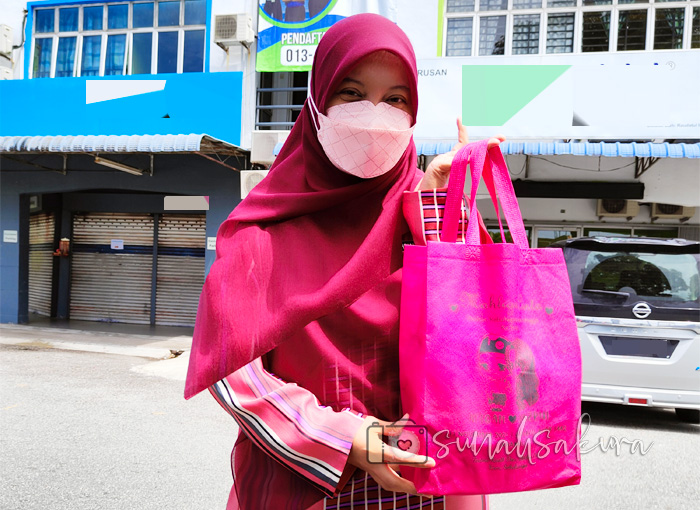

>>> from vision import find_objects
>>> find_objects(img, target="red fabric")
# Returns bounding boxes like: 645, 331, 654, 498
185, 12, 420, 400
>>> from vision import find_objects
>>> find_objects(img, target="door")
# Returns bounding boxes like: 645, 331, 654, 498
28, 212, 55, 316
155, 214, 206, 326
70, 212, 154, 324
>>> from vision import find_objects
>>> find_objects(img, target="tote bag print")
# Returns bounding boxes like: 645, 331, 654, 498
399, 140, 582, 496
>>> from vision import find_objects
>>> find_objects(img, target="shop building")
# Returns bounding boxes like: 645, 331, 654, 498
0, 0, 256, 325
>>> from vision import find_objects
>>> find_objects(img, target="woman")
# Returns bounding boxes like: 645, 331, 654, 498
186, 13, 500, 510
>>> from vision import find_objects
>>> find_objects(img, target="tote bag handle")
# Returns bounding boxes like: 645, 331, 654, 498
441, 142, 500, 244
442, 140, 529, 248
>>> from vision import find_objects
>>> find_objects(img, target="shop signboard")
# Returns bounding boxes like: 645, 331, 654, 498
256, 0, 397, 72
414, 52, 700, 141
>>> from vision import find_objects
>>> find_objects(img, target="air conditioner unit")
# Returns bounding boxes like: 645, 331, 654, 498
251, 130, 290, 164
0, 25, 12, 56
215, 14, 254, 48
240, 170, 269, 199
651, 203, 696, 221
596, 199, 640, 219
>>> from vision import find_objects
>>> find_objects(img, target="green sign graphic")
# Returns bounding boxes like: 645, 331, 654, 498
462, 65, 571, 126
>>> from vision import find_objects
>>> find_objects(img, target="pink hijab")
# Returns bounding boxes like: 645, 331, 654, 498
185, 13, 421, 399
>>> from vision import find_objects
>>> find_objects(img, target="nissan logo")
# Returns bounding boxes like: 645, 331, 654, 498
632, 302, 652, 319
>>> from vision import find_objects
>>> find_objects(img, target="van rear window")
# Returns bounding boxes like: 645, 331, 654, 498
564, 248, 700, 308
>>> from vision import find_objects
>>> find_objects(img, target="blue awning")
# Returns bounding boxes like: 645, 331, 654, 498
273, 141, 700, 158
499, 141, 700, 158
0, 134, 244, 155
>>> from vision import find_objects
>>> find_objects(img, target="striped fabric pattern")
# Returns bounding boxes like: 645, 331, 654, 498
210, 357, 365, 498
321, 470, 445, 509
418, 189, 469, 243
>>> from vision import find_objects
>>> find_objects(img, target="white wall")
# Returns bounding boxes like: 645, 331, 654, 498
478, 196, 699, 226
210, 0, 258, 150
396, 2, 437, 60
1, 0, 31, 79
639, 158, 700, 209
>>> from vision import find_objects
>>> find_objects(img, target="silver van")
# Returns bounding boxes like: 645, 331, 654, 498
550, 237, 700, 423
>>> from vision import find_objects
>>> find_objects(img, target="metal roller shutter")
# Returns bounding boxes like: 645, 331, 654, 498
155, 214, 206, 326
28, 212, 55, 316
70, 213, 154, 324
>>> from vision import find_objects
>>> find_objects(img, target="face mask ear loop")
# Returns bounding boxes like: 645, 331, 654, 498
308, 95, 322, 132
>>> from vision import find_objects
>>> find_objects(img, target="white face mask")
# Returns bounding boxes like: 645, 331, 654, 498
309, 97, 415, 179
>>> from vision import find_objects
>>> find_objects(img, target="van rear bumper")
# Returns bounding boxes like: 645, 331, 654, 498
582, 383, 700, 410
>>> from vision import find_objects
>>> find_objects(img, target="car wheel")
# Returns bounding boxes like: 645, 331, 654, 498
675, 408, 700, 424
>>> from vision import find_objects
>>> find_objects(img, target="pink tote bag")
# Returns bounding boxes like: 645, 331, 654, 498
399, 140, 582, 496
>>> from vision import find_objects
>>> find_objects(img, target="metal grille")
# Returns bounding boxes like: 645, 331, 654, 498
215, 15, 238, 40
70, 213, 154, 324
155, 214, 206, 326
28, 212, 55, 316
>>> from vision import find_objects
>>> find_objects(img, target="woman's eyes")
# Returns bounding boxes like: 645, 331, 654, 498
338, 89, 363, 99
386, 96, 408, 105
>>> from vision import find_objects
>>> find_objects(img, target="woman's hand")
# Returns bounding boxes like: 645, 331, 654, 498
417, 118, 505, 190
348, 414, 435, 496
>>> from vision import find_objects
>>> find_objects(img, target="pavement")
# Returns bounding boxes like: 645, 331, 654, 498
0, 315, 195, 380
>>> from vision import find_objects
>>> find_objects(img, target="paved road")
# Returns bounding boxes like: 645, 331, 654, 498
1, 344, 237, 510
2, 343, 698, 509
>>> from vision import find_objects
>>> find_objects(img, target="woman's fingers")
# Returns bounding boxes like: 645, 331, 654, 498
371, 463, 421, 495
452, 117, 470, 151
381, 445, 436, 469
487, 134, 506, 150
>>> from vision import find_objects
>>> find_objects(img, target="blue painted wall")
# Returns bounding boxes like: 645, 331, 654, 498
0, 72, 243, 145
1, 193, 22, 323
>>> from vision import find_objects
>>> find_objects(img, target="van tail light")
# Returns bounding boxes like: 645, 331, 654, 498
628, 397, 648, 405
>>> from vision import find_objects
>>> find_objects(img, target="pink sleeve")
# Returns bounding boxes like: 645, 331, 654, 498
209, 357, 365, 497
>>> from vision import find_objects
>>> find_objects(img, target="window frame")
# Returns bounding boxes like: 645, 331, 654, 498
443, 0, 700, 56
29, 0, 207, 79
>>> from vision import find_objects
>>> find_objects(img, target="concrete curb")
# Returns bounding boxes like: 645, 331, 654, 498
0, 336, 175, 359
0, 323, 192, 360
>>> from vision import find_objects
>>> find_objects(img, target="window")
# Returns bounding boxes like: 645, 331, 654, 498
514, 0, 542, 9
256, 72, 308, 130
583, 227, 633, 237
618, 10, 647, 50
535, 228, 578, 248
547, 13, 575, 53
447, 0, 476, 12
480, 0, 508, 10
486, 226, 534, 244
443, 0, 700, 56
30, 0, 207, 78
479, 16, 507, 55
513, 14, 540, 54
582, 11, 611, 52
447, 18, 474, 56
655, 8, 685, 49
